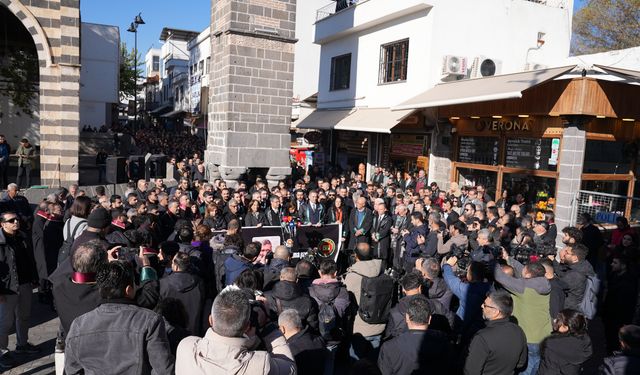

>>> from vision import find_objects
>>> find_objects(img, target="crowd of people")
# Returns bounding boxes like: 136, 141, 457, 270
133, 128, 204, 162
0, 164, 638, 374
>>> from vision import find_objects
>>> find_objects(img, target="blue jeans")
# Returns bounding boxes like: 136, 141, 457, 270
522, 343, 540, 375
349, 334, 381, 362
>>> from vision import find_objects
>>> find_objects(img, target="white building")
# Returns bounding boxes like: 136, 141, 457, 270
151, 28, 198, 125
291, 0, 327, 126
299, 0, 574, 180
187, 27, 210, 115
79, 23, 120, 130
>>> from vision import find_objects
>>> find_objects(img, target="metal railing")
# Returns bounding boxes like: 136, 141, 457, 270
573, 190, 640, 225
316, 0, 361, 22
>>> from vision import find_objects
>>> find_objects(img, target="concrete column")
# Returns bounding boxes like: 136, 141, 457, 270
554, 116, 590, 247
205, 0, 296, 186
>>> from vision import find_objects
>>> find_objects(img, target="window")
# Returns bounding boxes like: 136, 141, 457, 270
206, 57, 211, 74
152, 56, 160, 72
330, 53, 351, 91
199, 60, 204, 72
583, 140, 632, 174
379, 39, 409, 84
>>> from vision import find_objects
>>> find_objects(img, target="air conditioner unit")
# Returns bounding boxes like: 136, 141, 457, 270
525, 62, 548, 71
442, 55, 468, 76
470, 56, 503, 78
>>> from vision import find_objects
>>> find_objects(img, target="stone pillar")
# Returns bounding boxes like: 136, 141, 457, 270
554, 116, 589, 247
428, 122, 452, 189
206, 0, 296, 187
4, 0, 81, 187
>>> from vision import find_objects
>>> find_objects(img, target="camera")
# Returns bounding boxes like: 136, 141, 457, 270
117, 247, 138, 262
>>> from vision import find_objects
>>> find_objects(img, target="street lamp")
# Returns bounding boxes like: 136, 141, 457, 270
127, 12, 145, 130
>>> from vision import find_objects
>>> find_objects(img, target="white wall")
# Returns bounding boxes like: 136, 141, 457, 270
293, 0, 327, 102
316, 0, 573, 110
188, 27, 211, 113
80, 23, 119, 128
145, 48, 161, 78
566, 46, 640, 70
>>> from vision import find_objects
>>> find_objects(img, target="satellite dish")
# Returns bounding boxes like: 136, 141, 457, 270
480, 59, 496, 77
480, 59, 497, 77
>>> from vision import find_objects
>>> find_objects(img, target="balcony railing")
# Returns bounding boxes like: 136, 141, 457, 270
316, 0, 361, 22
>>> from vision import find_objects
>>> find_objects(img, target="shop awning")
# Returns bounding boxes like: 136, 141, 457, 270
334, 108, 414, 133
595, 64, 640, 81
393, 65, 577, 110
296, 108, 353, 130
161, 109, 186, 118
149, 104, 172, 115
296, 107, 414, 133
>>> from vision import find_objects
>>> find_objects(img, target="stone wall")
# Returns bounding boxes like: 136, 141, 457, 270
206, 0, 296, 186
2, 0, 80, 187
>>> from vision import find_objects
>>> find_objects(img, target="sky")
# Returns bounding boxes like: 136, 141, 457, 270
81, 0, 211, 54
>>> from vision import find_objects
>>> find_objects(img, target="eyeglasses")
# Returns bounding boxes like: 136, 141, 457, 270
2, 218, 18, 224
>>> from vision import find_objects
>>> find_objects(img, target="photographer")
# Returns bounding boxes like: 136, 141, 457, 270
437, 220, 469, 256
442, 255, 491, 340
176, 288, 296, 374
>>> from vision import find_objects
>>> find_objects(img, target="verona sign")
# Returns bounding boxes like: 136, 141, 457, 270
475, 119, 533, 132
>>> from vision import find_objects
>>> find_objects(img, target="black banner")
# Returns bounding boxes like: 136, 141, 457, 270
214, 224, 343, 261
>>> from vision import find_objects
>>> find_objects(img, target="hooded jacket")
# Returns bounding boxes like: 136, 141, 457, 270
224, 254, 253, 286
600, 349, 640, 375
308, 278, 350, 319
266, 280, 319, 331
176, 328, 296, 375
494, 262, 552, 344
538, 333, 592, 375
262, 258, 290, 291
344, 259, 386, 337
159, 271, 205, 335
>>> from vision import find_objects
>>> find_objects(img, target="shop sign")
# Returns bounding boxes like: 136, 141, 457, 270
475, 119, 533, 132
549, 138, 560, 166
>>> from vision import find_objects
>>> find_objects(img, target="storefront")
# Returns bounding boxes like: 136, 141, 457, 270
450, 116, 563, 214
394, 64, 640, 236
296, 107, 427, 177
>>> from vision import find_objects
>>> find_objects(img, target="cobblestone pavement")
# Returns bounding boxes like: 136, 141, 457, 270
4, 292, 58, 375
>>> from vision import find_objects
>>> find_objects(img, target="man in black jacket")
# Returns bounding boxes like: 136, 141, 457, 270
384, 272, 453, 340
265, 267, 319, 332
65, 261, 174, 374
555, 243, 596, 311
347, 197, 373, 249
278, 308, 326, 375
52, 241, 106, 354
0, 211, 39, 368
464, 290, 528, 375
601, 325, 640, 375
378, 295, 452, 375
159, 252, 205, 336
371, 202, 392, 267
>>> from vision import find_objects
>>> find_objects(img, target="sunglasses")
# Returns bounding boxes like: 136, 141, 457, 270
2, 218, 18, 224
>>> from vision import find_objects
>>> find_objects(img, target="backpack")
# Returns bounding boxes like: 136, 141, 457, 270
353, 265, 394, 324
213, 247, 237, 293
57, 219, 87, 265
318, 299, 343, 342
578, 273, 601, 320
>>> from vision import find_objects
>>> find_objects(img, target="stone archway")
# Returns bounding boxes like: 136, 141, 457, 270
1, 0, 81, 187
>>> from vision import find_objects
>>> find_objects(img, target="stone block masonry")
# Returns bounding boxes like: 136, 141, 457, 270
4, 0, 80, 186
206, 0, 296, 187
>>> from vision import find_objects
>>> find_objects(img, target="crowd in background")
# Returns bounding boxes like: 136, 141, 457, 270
0, 163, 637, 374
